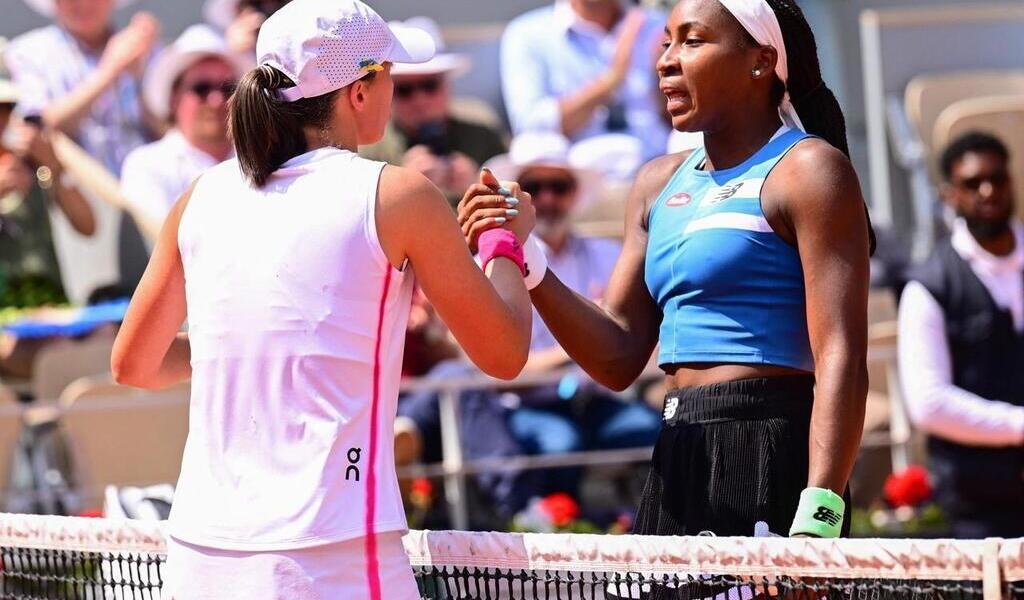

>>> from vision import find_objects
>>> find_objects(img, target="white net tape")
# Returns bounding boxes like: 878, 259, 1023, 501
0, 513, 1022, 585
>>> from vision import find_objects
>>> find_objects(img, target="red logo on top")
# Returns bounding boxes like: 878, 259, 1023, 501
666, 192, 692, 207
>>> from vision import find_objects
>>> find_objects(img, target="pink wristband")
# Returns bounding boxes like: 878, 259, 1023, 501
478, 229, 526, 277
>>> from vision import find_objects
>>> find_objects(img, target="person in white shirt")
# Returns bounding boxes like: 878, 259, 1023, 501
121, 25, 247, 236
6, 0, 161, 175
396, 133, 659, 518
7, 0, 161, 300
500, 0, 670, 179
110, 1, 536, 598
898, 131, 1024, 538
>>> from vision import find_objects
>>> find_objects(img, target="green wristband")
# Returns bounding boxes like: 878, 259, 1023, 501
789, 487, 845, 538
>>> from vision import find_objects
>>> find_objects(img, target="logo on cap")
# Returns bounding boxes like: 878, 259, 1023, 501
359, 58, 384, 73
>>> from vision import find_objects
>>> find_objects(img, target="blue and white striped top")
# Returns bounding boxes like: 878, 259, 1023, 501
644, 127, 814, 371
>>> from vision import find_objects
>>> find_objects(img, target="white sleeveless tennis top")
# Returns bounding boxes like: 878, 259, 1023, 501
170, 147, 414, 550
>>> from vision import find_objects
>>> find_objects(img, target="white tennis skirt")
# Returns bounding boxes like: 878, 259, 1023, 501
163, 531, 420, 600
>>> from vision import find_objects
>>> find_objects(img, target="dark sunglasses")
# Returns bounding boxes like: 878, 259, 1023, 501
394, 78, 443, 99
521, 178, 577, 197
187, 80, 237, 101
954, 170, 1011, 192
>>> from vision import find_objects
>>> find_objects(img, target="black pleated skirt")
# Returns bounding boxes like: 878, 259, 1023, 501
633, 375, 849, 538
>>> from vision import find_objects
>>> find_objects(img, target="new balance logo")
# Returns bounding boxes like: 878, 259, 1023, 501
663, 397, 679, 421
812, 506, 841, 527
712, 183, 744, 203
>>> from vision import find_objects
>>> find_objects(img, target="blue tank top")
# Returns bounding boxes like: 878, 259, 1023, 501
644, 127, 814, 371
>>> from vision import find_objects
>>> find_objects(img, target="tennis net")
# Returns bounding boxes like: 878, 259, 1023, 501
1, 512, 1023, 599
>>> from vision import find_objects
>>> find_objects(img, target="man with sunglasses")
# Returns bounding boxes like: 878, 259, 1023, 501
899, 131, 1024, 538
121, 25, 246, 233
360, 17, 506, 207
395, 133, 659, 520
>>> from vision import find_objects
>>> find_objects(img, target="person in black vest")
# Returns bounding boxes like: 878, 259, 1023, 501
899, 131, 1024, 538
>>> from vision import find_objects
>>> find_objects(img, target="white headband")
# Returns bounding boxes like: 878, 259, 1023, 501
717, 0, 804, 131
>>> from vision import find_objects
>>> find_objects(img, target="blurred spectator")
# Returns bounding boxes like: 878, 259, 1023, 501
7, 0, 162, 297
121, 25, 245, 230
401, 285, 459, 380
1, 61, 96, 378
500, 0, 668, 178
361, 17, 506, 207
397, 133, 660, 522
899, 132, 1024, 538
6, 0, 161, 175
485, 132, 660, 496
203, 0, 291, 64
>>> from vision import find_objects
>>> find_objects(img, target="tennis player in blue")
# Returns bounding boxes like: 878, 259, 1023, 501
460, 0, 872, 550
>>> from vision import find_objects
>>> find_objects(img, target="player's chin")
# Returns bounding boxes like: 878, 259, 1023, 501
669, 112, 700, 133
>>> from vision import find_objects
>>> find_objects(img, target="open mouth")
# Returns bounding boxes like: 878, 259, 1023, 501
662, 89, 690, 113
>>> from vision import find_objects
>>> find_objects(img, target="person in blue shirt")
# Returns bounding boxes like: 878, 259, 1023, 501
463, 0, 871, 545
500, 0, 670, 176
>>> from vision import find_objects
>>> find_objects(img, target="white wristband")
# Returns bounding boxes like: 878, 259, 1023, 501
522, 235, 548, 290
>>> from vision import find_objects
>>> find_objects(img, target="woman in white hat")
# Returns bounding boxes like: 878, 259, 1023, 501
111, 0, 535, 598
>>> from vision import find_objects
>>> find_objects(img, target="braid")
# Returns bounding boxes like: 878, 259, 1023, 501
763, 0, 875, 253
764, 0, 850, 158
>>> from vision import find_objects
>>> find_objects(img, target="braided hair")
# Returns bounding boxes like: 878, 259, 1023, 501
761, 0, 876, 252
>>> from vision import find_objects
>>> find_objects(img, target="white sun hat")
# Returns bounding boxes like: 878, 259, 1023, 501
484, 132, 604, 211
388, 17, 470, 78
22, 0, 136, 18
143, 24, 249, 121
256, 0, 435, 102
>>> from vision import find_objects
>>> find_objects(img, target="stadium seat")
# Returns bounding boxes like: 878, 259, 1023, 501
904, 70, 1024, 166
60, 384, 190, 509
30, 328, 117, 402
933, 95, 1024, 219
57, 373, 142, 410
0, 403, 23, 505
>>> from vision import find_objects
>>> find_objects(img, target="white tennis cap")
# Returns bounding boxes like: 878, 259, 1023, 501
256, 0, 435, 102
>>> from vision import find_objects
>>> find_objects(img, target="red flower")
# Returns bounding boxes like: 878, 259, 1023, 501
409, 478, 434, 510
411, 478, 433, 499
883, 465, 933, 508
538, 493, 579, 527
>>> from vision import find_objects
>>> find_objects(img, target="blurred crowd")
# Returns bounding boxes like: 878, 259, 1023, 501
1, 0, 1022, 537
0, 0, 674, 528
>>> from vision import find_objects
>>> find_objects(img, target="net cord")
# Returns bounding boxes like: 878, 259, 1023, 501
1, 513, 1023, 593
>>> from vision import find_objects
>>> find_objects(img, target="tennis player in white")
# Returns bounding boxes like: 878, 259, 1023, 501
110, 1, 536, 598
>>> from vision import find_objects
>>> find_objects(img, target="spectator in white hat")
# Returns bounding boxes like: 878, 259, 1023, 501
500, 0, 670, 172
396, 132, 658, 515
360, 16, 506, 207
6, 0, 161, 176
203, 0, 292, 64
112, 0, 535, 597
120, 25, 247, 233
